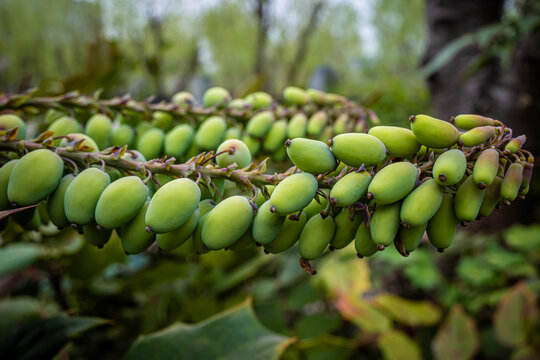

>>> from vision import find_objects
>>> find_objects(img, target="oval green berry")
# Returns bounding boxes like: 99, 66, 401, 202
410, 114, 459, 149
59, 133, 99, 152
64, 168, 111, 225
286, 138, 336, 174
156, 209, 200, 251
121, 201, 155, 254
145, 178, 201, 234
427, 193, 458, 250
354, 222, 378, 257
0, 160, 18, 210
400, 178, 443, 227
303, 191, 328, 218
85, 114, 112, 149
264, 212, 307, 254
270, 173, 318, 215
246, 111, 274, 138
136, 128, 164, 160
500, 163, 523, 202
504, 135, 526, 154
252, 200, 286, 245
331, 209, 362, 250
330, 133, 386, 168
47, 174, 75, 228
0, 114, 26, 139
111, 123, 135, 147
263, 119, 287, 152
195, 116, 227, 150
370, 202, 401, 247
287, 113, 307, 139
83, 222, 112, 248
202, 196, 253, 250
203, 87, 231, 108
330, 171, 371, 207
164, 124, 194, 159
95, 176, 149, 229
307, 111, 328, 137
452, 114, 494, 130
283, 86, 309, 106
298, 214, 335, 260
479, 177, 502, 217
459, 126, 496, 147
368, 126, 421, 158
433, 149, 467, 186
216, 139, 252, 168
172, 91, 195, 107
398, 223, 427, 254
245, 92, 273, 109
8, 149, 64, 206
454, 176, 485, 222
473, 149, 499, 188
367, 162, 418, 205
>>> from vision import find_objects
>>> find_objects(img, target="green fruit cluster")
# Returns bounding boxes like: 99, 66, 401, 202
0, 88, 534, 273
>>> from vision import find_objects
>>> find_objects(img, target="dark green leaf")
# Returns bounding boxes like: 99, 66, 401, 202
125, 299, 293, 360
378, 330, 421, 360
0, 243, 41, 276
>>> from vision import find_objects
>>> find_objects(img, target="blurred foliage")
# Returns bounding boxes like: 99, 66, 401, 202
0, 0, 430, 124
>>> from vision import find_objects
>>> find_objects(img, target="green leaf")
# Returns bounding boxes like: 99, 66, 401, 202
402, 250, 441, 290
0, 315, 109, 360
504, 224, 540, 252
0, 243, 42, 276
378, 330, 422, 360
373, 294, 441, 327
0, 297, 58, 341
456, 257, 500, 287
336, 294, 391, 334
432, 304, 478, 360
125, 299, 293, 360
494, 282, 538, 347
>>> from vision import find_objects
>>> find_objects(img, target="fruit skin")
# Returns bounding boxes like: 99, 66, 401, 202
473, 149, 499, 188
269, 173, 318, 215
8, 149, 64, 206
121, 201, 155, 254
224, 126, 242, 140
47, 116, 81, 139
85, 114, 112, 149
245, 92, 273, 109
64, 168, 111, 225
398, 223, 427, 254
329, 171, 371, 206
156, 209, 200, 251
370, 202, 401, 247
433, 149, 467, 186
354, 222, 378, 257
252, 200, 286, 245
307, 111, 328, 136
0, 160, 18, 210
330, 133, 386, 168
331, 210, 362, 250
229, 226, 256, 251
263, 119, 287, 152
136, 128, 164, 160
264, 212, 308, 254
504, 135, 526, 154
452, 114, 494, 130
454, 176, 486, 222
83, 222, 112, 248
164, 124, 194, 158
298, 214, 336, 260
202, 196, 254, 250
410, 114, 460, 149
202, 87, 231, 108
401, 178, 443, 227
287, 113, 307, 139
152, 111, 174, 131
427, 193, 457, 250
47, 174, 75, 228
333, 113, 350, 135
368, 126, 421, 158
367, 162, 418, 205
95, 176, 149, 229
145, 178, 201, 234
195, 116, 227, 150
479, 176, 502, 217
521, 160, 533, 190
306, 88, 328, 105
0, 114, 26, 139
459, 126, 496, 147
111, 123, 135, 147
246, 111, 274, 138
500, 163, 523, 202
216, 139, 252, 168
283, 86, 309, 106
286, 138, 336, 174
172, 91, 195, 107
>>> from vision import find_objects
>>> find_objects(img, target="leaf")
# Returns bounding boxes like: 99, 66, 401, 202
504, 224, 540, 252
125, 299, 293, 360
336, 293, 391, 334
373, 294, 441, 327
0, 297, 58, 341
0, 243, 42, 276
378, 330, 422, 360
0, 315, 109, 360
456, 257, 500, 287
494, 282, 538, 347
432, 304, 478, 360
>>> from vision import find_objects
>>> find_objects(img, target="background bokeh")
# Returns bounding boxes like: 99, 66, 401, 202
0, 1, 539, 359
